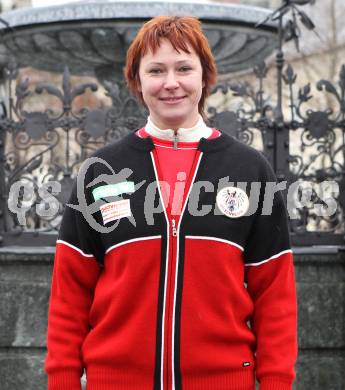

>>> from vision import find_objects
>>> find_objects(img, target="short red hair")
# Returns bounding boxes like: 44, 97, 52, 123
124, 16, 217, 121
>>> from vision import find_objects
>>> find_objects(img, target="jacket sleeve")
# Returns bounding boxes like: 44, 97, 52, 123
44, 176, 102, 390
244, 157, 298, 390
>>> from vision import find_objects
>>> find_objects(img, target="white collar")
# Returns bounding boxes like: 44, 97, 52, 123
145, 115, 212, 142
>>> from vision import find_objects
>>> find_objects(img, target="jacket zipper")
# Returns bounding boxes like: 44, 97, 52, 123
166, 218, 177, 390
173, 131, 178, 150
171, 219, 177, 237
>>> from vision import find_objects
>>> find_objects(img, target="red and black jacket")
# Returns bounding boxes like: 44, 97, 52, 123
45, 130, 298, 390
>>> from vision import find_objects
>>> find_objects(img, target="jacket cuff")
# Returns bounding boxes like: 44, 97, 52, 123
48, 370, 82, 390
259, 376, 293, 390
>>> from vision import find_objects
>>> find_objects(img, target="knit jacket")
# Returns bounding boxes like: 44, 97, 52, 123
45, 130, 298, 390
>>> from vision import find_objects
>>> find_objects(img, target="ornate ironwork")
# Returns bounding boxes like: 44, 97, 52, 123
0, 61, 148, 245
208, 0, 345, 246
0, 0, 344, 247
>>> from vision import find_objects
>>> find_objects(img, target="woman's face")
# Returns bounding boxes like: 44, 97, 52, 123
138, 39, 204, 130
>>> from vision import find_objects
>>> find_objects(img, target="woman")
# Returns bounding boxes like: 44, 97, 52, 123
45, 16, 297, 390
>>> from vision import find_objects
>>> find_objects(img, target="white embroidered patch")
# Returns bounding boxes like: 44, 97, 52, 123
100, 199, 131, 224
216, 186, 249, 218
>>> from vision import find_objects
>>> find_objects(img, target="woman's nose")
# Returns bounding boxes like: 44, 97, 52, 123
164, 71, 179, 89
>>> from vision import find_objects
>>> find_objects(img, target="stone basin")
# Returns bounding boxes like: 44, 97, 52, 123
0, 0, 277, 81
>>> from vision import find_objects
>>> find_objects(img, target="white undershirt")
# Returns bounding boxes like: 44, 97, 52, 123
144, 115, 212, 142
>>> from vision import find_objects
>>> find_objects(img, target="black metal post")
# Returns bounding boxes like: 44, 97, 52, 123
274, 6, 290, 183
0, 101, 7, 245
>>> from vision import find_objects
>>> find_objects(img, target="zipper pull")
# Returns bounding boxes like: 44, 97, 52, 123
171, 219, 177, 236
173, 131, 178, 150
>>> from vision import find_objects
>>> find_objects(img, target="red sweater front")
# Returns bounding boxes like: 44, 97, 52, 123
45, 129, 298, 390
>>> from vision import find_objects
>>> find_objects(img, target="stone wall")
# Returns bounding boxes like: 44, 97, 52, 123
0, 247, 344, 390
294, 249, 345, 389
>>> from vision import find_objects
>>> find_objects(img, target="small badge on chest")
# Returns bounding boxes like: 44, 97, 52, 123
216, 187, 249, 218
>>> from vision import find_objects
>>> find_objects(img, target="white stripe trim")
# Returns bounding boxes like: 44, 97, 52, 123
150, 151, 170, 390
185, 235, 244, 252
172, 152, 203, 390
245, 249, 293, 267
56, 239, 94, 258
138, 127, 207, 149
105, 235, 161, 255
153, 143, 198, 150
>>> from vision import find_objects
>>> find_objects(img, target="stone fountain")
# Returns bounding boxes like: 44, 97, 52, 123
0, 0, 277, 83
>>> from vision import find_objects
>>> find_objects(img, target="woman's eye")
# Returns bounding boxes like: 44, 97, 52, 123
149, 69, 162, 74
179, 66, 192, 72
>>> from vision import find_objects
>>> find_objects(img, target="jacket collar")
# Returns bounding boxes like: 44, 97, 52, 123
144, 115, 212, 142
127, 129, 233, 154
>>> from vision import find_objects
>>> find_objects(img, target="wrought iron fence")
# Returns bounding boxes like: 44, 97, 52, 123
0, 0, 344, 247
209, 61, 345, 247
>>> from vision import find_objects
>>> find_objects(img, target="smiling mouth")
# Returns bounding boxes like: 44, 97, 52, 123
159, 96, 186, 102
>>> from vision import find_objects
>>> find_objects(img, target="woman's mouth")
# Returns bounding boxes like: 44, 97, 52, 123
159, 96, 186, 104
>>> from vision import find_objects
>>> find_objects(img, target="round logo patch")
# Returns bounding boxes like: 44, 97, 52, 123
216, 187, 249, 218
